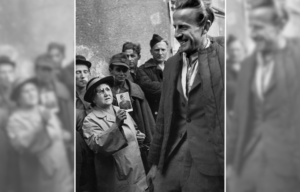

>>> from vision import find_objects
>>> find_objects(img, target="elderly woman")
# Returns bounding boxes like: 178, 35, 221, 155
82, 76, 147, 192
5, 78, 72, 192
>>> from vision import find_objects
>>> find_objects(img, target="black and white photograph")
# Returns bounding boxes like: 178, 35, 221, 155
116, 92, 133, 112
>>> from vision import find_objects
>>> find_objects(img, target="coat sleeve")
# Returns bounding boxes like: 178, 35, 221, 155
136, 67, 162, 99
147, 66, 169, 166
82, 116, 128, 156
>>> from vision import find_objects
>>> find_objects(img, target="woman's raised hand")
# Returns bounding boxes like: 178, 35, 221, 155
116, 109, 127, 127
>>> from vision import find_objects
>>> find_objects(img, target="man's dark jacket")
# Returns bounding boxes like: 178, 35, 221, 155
136, 58, 163, 119
227, 39, 300, 182
148, 37, 224, 176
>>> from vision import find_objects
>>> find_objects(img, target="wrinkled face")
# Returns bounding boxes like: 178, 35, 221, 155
228, 40, 245, 63
150, 41, 168, 63
76, 64, 90, 89
49, 48, 64, 66
0, 64, 15, 87
36, 65, 53, 84
18, 82, 39, 108
110, 65, 128, 84
124, 49, 139, 69
249, 8, 281, 53
93, 84, 113, 108
173, 8, 208, 54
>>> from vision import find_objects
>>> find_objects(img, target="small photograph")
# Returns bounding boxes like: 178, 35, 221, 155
116, 92, 133, 112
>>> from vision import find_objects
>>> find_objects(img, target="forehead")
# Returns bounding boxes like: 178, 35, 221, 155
173, 8, 200, 26
96, 83, 111, 90
124, 49, 137, 55
228, 40, 243, 49
152, 41, 168, 49
76, 64, 89, 71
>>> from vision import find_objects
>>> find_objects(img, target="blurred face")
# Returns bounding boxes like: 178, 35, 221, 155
18, 83, 39, 108
49, 48, 64, 66
173, 8, 208, 54
150, 41, 168, 63
249, 8, 281, 53
228, 40, 245, 63
0, 64, 15, 87
93, 84, 113, 108
124, 49, 139, 69
36, 65, 53, 84
76, 65, 90, 89
110, 65, 128, 84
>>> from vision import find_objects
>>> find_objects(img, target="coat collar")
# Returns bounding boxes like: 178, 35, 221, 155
143, 58, 157, 68
125, 79, 145, 100
91, 106, 120, 122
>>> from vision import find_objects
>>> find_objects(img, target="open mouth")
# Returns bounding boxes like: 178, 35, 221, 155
178, 39, 188, 46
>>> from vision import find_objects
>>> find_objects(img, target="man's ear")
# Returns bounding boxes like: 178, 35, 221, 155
202, 20, 212, 35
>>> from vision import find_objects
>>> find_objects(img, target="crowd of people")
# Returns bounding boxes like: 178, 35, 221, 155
76, 0, 224, 192
0, 43, 74, 192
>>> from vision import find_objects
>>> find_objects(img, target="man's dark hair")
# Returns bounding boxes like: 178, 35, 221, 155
176, 0, 215, 26
227, 34, 238, 47
122, 42, 141, 57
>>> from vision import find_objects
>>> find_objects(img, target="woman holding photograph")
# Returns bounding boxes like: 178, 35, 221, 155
5, 78, 72, 192
82, 76, 147, 192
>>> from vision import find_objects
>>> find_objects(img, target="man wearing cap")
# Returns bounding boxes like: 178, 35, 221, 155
147, 0, 224, 191
109, 52, 155, 173
0, 56, 16, 108
122, 42, 141, 82
227, 0, 300, 191
76, 55, 92, 111
0, 56, 17, 192
136, 34, 168, 120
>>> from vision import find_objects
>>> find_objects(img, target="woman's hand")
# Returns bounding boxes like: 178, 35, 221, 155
116, 109, 127, 127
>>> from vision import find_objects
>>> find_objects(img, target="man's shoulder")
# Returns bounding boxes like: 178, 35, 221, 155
139, 58, 156, 70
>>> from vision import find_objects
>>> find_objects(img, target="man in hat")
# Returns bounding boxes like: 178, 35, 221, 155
122, 42, 141, 82
136, 34, 168, 120
146, 0, 224, 191
0, 56, 16, 108
109, 52, 155, 173
227, 0, 300, 191
0, 56, 17, 192
76, 55, 92, 111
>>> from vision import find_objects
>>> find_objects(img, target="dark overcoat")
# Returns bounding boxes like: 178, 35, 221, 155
148, 36, 224, 176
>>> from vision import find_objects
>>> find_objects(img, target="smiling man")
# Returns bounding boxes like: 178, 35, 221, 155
146, 0, 224, 191
136, 34, 168, 120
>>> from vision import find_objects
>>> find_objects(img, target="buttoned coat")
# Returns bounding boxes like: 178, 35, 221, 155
82, 106, 147, 192
148, 36, 224, 176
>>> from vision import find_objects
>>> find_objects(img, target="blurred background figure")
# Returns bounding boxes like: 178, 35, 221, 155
0, 0, 74, 191
226, 34, 246, 114
6, 78, 72, 192
227, 0, 300, 192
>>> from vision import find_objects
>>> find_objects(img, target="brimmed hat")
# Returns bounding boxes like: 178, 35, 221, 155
84, 76, 114, 103
0, 56, 15, 67
76, 55, 92, 68
11, 77, 38, 102
109, 53, 129, 69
